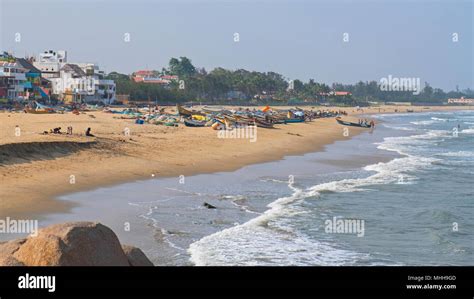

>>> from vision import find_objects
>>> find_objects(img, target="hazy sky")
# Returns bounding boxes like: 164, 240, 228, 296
1, 0, 472, 91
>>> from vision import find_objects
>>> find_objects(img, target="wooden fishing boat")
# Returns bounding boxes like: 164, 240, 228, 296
336, 117, 372, 128
177, 104, 205, 117
284, 118, 305, 124
224, 115, 252, 126
254, 118, 274, 128
233, 114, 258, 124
24, 101, 56, 114
24, 107, 55, 114
184, 118, 207, 127
202, 106, 231, 114
268, 113, 287, 124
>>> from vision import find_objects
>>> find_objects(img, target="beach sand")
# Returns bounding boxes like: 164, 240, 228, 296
0, 105, 470, 218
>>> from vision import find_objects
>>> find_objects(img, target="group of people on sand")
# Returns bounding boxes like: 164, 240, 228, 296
358, 119, 375, 128
42, 126, 94, 136
43, 127, 68, 135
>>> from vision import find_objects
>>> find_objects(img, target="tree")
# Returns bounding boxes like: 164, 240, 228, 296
168, 57, 196, 77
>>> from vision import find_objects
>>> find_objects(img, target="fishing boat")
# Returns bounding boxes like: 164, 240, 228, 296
336, 117, 372, 128
177, 104, 205, 117
269, 113, 288, 124
201, 106, 231, 114
24, 107, 53, 114
184, 118, 207, 127
254, 118, 274, 128
24, 102, 56, 114
284, 118, 305, 124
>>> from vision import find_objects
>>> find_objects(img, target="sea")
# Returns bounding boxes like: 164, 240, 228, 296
40, 110, 474, 266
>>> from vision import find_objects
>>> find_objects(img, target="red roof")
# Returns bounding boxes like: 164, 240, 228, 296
133, 70, 154, 77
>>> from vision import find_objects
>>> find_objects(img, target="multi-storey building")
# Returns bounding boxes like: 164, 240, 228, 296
33, 50, 116, 104
0, 57, 27, 100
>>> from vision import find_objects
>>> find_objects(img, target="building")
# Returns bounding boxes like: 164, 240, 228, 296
48, 63, 115, 104
16, 58, 50, 100
132, 70, 178, 85
33, 50, 116, 104
33, 50, 67, 79
0, 76, 10, 98
333, 91, 351, 96
116, 94, 130, 104
448, 98, 474, 105
0, 58, 27, 100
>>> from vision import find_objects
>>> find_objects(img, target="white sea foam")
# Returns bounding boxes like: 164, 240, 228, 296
381, 124, 415, 131
431, 117, 449, 122
461, 128, 474, 134
227, 195, 261, 215
377, 130, 453, 156
439, 151, 474, 157
410, 120, 437, 125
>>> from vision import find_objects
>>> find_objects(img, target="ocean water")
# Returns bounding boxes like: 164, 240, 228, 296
42, 110, 474, 266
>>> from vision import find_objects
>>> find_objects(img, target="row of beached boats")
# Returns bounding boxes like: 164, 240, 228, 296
22, 102, 100, 114
176, 104, 343, 129
19, 101, 364, 130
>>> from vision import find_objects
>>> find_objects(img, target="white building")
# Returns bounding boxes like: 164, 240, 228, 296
33, 50, 67, 79
33, 50, 116, 104
48, 64, 115, 104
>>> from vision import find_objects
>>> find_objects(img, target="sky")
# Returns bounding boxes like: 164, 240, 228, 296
0, 0, 472, 91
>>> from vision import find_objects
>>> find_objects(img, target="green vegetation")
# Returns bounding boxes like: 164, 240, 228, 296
106, 57, 473, 105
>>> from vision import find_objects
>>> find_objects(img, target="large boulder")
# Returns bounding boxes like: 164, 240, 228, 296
0, 222, 153, 266
122, 245, 154, 266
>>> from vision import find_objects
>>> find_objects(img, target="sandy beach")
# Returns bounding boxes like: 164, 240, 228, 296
0, 105, 470, 219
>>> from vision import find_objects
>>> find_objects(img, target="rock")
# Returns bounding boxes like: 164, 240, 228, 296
0, 239, 26, 256
13, 222, 129, 266
203, 202, 217, 209
0, 255, 24, 266
122, 245, 154, 266
0, 222, 151, 266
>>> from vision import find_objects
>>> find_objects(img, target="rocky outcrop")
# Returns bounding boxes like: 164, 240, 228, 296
0, 222, 153, 266
122, 245, 154, 266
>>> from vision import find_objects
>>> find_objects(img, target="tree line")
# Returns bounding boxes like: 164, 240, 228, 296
105, 57, 473, 105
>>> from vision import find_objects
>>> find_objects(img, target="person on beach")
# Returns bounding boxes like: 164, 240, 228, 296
67, 126, 73, 135
85, 127, 94, 137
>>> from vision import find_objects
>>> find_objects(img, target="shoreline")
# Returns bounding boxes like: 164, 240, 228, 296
1, 105, 472, 220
